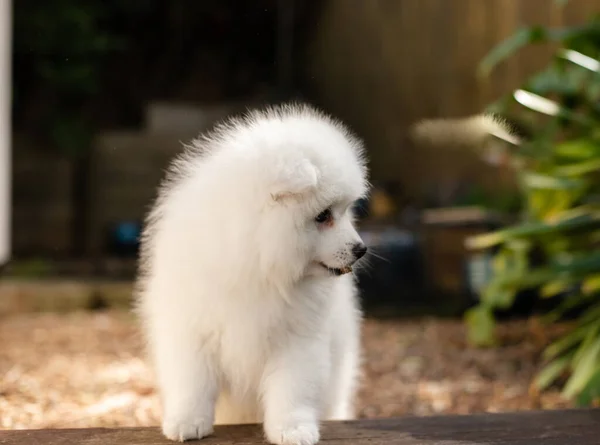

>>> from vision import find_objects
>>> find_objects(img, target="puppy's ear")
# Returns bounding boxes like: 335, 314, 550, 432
271, 159, 319, 202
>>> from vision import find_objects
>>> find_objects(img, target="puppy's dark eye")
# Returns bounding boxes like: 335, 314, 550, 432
315, 208, 333, 224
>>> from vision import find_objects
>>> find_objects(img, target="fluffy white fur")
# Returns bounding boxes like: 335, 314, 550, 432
135, 103, 369, 445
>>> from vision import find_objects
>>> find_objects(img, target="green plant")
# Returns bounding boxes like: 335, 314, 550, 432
454, 185, 521, 214
13, 0, 127, 156
465, 9, 600, 406
7, 259, 55, 278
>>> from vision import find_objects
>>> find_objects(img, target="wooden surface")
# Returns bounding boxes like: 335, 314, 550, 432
1, 409, 599, 444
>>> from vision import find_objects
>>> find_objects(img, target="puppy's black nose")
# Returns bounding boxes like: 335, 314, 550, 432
352, 243, 367, 260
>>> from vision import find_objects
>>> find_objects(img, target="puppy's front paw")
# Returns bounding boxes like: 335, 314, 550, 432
162, 418, 214, 442
264, 421, 320, 445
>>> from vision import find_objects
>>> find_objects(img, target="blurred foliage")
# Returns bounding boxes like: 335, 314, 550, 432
12, 1, 136, 156
454, 185, 522, 214
12, 2, 222, 155
12, 1, 293, 157
466, 10, 600, 406
7, 258, 55, 278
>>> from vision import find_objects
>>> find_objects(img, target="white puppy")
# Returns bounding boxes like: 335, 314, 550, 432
135, 103, 369, 445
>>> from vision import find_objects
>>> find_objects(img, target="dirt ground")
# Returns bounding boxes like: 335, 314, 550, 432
0, 311, 572, 429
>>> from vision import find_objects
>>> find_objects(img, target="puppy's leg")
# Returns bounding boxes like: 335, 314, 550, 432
151, 320, 218, 442
261, 338, 328, 445
325, 310, 360, 420
325, 338, 360, 420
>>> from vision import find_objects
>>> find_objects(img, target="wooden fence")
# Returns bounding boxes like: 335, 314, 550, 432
307, 0, 599, 200
10, 0, 600, 255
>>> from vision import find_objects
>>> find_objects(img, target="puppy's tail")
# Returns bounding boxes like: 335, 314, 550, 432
410, 114, 522, 149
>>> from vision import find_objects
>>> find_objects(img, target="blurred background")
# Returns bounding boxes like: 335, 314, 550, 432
1, 0, 600, 431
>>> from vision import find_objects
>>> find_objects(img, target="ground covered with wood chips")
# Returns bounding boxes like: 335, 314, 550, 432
0, 311, 572, 429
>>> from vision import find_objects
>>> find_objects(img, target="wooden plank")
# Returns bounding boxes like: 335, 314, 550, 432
1, 409, 598, 444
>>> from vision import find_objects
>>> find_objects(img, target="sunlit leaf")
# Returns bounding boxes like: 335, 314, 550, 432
470, 8, 600, 402
465, 306, 496, 347
555, 159, 600, 176
544, 323, 591, 359
540, 279, 572, 298
555, 139, 600, 160
582, 274, 600, 295
571, 323, 600, 369
576, 367, 600, 406
481, 284, 517, 309
522, 172, 585, 190
535, 354, 573, 390
563, 336, 600, 398
466, 213, 600, 249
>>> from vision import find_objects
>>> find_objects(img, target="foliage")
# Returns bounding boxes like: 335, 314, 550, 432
12, 1, 131, 156
466, 10, 600, 406
7, 259, 54, 278
12, 1, 282, 157
453, 185, 521, 214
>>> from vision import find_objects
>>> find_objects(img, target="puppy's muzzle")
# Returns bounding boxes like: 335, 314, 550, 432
352, 242, 367, 261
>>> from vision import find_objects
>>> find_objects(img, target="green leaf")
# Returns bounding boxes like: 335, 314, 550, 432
489, 267, 555, 290
481, 284, 518, 309
576, 367, 600, 406
555, 159, 600, 176
483, 252, 600, 298
522, 172, 585, 190
551, 251, 600, 276
542, 294, 587, 323
577, 302, 600, 325
526, 64, 588, 98
571, 323, 600, 368
465, 306, 496, 347
466, 213, 600, 249
479, 27, 547, 77
547, 24, 600, 49
563, 336, 600, 398
555, 139, 600, 160
548, 205, 599, 223
535, 354, 573, 390
479, 23, 600, 78
527, 188, 559, 220
582, 275, 600, 295
540, 279, 572, 298
545, 324, 590, 359
513, 89, 593, 126
470, 5, 600, 406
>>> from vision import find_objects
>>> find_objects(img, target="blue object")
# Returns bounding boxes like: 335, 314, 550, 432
107, 220, 142, 257
115, 221, 140, 245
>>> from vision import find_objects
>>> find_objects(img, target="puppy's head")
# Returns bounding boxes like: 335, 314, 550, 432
253, 105, 370, 282
178, 104, 369, 289
307, 199, 368, 277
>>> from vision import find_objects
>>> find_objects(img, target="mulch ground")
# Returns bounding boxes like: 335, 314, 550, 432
0, 311, 572, 429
